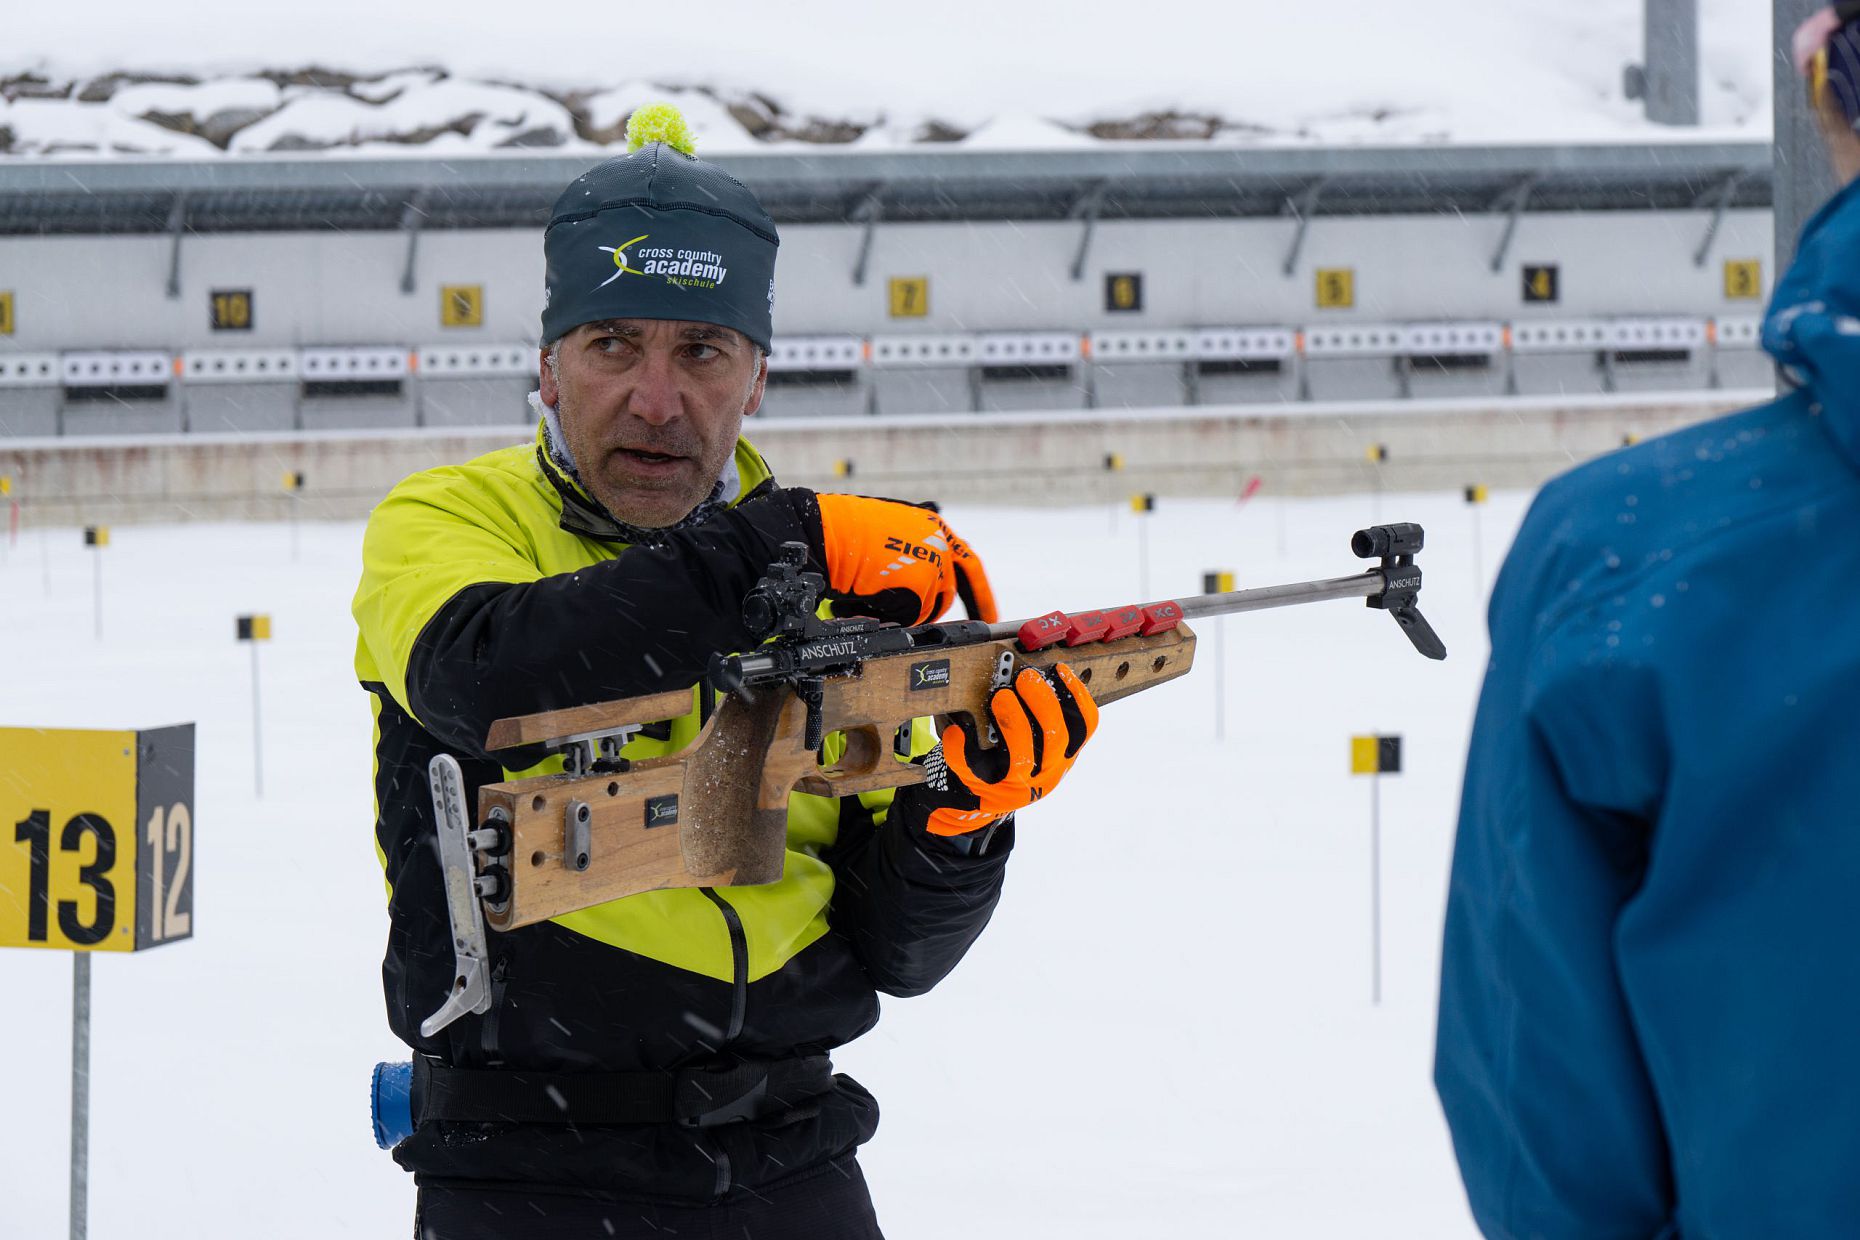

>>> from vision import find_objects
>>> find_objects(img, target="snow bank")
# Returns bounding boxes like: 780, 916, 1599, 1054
0, 0, 1770, 158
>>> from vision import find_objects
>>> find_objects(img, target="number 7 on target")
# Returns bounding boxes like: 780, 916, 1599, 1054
888, 276, 929, 318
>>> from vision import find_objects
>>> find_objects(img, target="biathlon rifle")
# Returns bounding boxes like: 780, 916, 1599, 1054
420, 522, 1446, 1035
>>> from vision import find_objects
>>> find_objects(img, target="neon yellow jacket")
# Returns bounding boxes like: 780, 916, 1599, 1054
351, 422, 1010, 1199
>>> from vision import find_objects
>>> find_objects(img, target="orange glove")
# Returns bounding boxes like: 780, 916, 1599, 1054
810, 493, 998, 626
918, 664, 1098, 836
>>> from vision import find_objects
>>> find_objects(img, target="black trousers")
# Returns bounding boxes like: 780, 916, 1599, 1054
414, 1158, 885, 1240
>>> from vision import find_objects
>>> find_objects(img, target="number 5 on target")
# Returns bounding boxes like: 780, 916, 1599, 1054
1, 724, 195, 952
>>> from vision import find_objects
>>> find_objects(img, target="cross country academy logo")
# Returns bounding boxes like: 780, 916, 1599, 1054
595, 234, 649, 288
593, 234, 731, 292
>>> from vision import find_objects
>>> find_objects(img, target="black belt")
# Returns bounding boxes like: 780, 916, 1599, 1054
412, 1054, 835, 1129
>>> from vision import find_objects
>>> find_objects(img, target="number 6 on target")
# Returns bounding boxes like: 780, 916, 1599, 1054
0, 724, 195, 952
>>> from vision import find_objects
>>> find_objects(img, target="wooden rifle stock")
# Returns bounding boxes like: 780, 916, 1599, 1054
474, 624, 1194, 930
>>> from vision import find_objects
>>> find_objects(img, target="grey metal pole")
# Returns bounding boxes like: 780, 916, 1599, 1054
972, 568, 1395, 644
1137, 515, 1151, 600
70, 952, 90, 1240
252, 640, 264, 798
1472, 505, 1485, 602
1213, 618, 1226, 741
1371, 774, 1383, 1006
1778, 0, 1843, 270
1634, 0, 1701, 126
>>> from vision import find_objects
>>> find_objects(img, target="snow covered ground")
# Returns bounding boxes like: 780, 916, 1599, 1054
2, 0, 1769, 156
0, 483, 1531, 1237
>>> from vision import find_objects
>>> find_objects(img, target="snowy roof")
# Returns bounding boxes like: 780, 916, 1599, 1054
2, 1, 1769, 160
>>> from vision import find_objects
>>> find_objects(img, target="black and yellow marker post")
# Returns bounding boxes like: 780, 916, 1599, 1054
1130, 493, 1156, 599
83, 526, 108, 640
1102, 453, 1124, 534
282, 470, 305, 563
1202, 571, 1235, 740
2, 723, 196, 1240
237, 614, 273, 796
1366, 444, 1389, 523
1464, 484, 1490, 599
1351, 734, 1402, 1005
1, 474, 13, 563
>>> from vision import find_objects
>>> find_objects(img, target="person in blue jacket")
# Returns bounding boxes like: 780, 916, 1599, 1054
1435, 11, 1860, 1236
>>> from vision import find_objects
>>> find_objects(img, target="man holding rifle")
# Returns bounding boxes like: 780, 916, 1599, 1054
352, 106, 1097, 1239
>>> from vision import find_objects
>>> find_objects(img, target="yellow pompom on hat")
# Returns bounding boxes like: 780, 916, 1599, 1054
625, 101, 697, 156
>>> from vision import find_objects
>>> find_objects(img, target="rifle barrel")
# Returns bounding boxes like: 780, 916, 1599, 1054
982, 569, 1386, 641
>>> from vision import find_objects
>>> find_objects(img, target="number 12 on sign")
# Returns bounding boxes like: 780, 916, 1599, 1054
145, 802, 192, 943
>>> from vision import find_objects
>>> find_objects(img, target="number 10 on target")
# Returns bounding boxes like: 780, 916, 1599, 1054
1, 724, 195, 952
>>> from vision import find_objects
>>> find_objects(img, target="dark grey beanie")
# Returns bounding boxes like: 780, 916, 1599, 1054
540, 139, 779, 351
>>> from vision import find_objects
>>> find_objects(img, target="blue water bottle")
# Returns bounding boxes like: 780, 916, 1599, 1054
371, 1060, 415, 1150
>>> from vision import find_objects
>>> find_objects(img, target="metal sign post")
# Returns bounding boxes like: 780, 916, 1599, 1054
70, 953, 90, 1240
1351, 734, 1402, 1005
2, 724, 197, 1240
1465, 485, 1489, 601
1131, 493, 1155, 598
83, 527, 108, 640
238, 615, 273, 797
1102, 453, 1124, 535
1202, 571, 1235, 740
1366, 444, 1388, 523
282, 471, 305, 564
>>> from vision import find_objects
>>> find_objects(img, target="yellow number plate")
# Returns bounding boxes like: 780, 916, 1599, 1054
1316, 268, 1355, 309
441, 284, 485, 328
210, 289, 253, 331
1723, 260, 1762, 302
888, 277, 929, 318
0, 725, 195, 952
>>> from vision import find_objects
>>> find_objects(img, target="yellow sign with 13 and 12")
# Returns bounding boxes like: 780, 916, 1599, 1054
1, 724, 196, 952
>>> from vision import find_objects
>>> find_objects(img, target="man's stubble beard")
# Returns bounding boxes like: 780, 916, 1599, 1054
555, 381, 739, 531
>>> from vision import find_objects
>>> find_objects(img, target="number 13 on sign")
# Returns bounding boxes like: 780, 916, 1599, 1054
0, 724, 195, 953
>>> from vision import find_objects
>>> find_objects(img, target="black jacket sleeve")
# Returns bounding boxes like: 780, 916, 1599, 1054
405, 492, 811, 761
822, 789, 1015, 998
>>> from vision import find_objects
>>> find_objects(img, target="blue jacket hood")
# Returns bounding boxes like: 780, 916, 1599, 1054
1763, 175, 1860, 474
